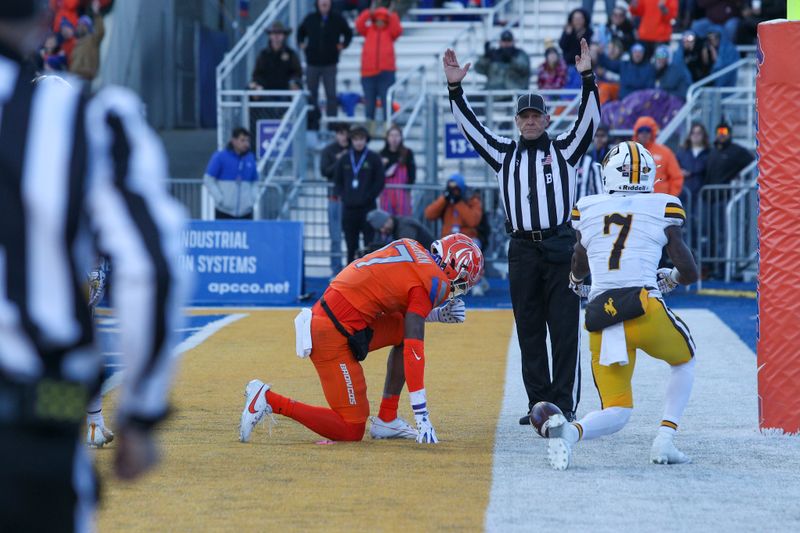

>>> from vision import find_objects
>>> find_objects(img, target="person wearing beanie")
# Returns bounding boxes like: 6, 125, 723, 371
424, 174, 483, 241
598, 42, 656, 99
653, 44, 692, 100
365, 208, 435, 252
475, 28, 530, 91
69, 1, 104, 80
333, 125, 385, 263
705, 122, 753, 185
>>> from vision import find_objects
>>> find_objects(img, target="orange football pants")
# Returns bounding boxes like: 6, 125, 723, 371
309, 305, 405, 424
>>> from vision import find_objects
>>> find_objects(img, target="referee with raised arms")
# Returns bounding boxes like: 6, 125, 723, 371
0, 1, 187, 531
443, 39, 600, 423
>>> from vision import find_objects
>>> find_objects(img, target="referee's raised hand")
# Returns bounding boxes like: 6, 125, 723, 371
443, 48, 471, 84
575, 38, 592, 73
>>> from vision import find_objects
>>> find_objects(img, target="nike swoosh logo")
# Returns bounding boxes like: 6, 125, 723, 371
412, 348, 422, 361
248, 385, 265, 414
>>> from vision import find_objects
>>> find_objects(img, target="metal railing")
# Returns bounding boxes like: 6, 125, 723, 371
386, 64, 427, 138
695, 161, 758, 287
408, 0, 525, 46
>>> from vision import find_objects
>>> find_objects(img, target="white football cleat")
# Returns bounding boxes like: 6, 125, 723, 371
369, 416, 418, 439
239, 379, 273, 443
650, 435, 690, 465
87, 423, 114, 448
545, 414, 573, 471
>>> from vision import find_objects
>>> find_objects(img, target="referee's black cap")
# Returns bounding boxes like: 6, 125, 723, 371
0, 0, 46, 19
516, 93, 548, 116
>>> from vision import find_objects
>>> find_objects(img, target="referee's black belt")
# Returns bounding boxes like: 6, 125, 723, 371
510, 224, 565, 242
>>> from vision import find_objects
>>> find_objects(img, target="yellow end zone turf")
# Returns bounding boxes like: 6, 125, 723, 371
95, 309, 514, 531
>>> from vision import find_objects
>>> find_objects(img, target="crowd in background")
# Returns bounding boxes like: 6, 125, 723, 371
166, 0, 771, 281
37, 0, 110, 80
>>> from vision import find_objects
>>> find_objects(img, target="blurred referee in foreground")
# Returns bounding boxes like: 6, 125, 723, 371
443, 39, 600, 423
0, 1, 187, 531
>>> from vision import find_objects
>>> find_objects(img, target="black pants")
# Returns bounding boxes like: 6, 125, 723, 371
342, 205, 375, 264
306, 64, 338, 118
508, 232, 581, 417
215, 209, 253, 220
0, 425, 97, 532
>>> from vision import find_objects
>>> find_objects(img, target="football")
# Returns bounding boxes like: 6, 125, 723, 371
529, 401, 563, 437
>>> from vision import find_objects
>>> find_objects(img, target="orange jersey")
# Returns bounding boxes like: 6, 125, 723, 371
330, 239, 451, 322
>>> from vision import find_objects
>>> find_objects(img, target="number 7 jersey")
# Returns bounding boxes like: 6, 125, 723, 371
571, 193, 686, 300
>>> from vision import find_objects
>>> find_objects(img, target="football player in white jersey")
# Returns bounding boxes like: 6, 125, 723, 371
543, 141, 699, 470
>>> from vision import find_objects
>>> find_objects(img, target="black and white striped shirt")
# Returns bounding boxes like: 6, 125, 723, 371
448, 74, 601, 232
0, 53, 187, 427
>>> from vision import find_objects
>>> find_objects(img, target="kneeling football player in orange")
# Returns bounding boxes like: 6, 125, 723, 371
239, 234, 483, 444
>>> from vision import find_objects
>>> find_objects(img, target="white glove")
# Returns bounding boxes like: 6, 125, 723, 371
568, 272, 590, 299
425, 298, 466, 323
414, 411, 439, 444
87, 268, 107, 308
657, 267, 680, 294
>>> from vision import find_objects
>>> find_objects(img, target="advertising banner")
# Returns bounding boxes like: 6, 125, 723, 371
181, 220, 303, 305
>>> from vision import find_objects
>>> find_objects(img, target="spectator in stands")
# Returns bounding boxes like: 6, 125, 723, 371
592, 38, 623, 104
577, 124, 610, 200
424, 174, 483, 241
736, 0, 786, 45
598, 43, 656, 99
676, 122, 711, 198
691, 0, 742, 42
675, 31, 711, 82
423, 173, 491, 296
582, 0, 616, 21
333, 125, 385, 263
356, 5, 402, 135
559, 9, 592, 67
366, 208, 435, 250
475, 29, 531, 91
629, 0, 678, 59
203, 127, 260, 220
633, 116, 684, 196
320, 123, 351, 275
705, 121, 753, 185
250, 22, 303, 118
58, 19, 76, 61
704, 29, 739, 87
298, 0, 353, 121
537, 47, 568, 90
379, 124, 416, 217
608, 7, 635, 51
51, 0, 81, 32
654, 45, 692, 101
38, 33, 64, 72
69, 2, 105, 81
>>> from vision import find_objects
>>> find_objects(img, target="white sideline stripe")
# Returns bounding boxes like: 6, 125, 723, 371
485, 310, 800, 532
100, 313, 247, 395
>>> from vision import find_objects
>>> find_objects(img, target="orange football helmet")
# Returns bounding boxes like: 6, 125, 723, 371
430, 233, 484, 297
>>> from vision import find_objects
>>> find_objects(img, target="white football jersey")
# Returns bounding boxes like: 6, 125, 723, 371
571, 193, 685, 301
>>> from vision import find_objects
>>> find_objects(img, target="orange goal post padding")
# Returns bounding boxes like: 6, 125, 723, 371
756, 20, 800, 435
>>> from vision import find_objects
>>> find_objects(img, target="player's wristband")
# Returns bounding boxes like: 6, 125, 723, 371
569, 272, 584, 284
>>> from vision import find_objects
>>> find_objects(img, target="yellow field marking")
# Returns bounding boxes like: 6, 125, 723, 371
696, 289, 757, 299
95, 309, 513, 531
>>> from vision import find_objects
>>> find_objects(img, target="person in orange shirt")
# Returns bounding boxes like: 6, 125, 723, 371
239, 234, 484, 444
424, 174, 483, 241
355, 6, 402, 130
629, 0, 678, 60
632, 116, 683, 196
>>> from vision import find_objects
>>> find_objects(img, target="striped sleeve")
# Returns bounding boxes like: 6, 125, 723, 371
553, 73, 601, 167
664, 200, 686, 226
84, 87, 189, 428
448, 84, 515, 173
